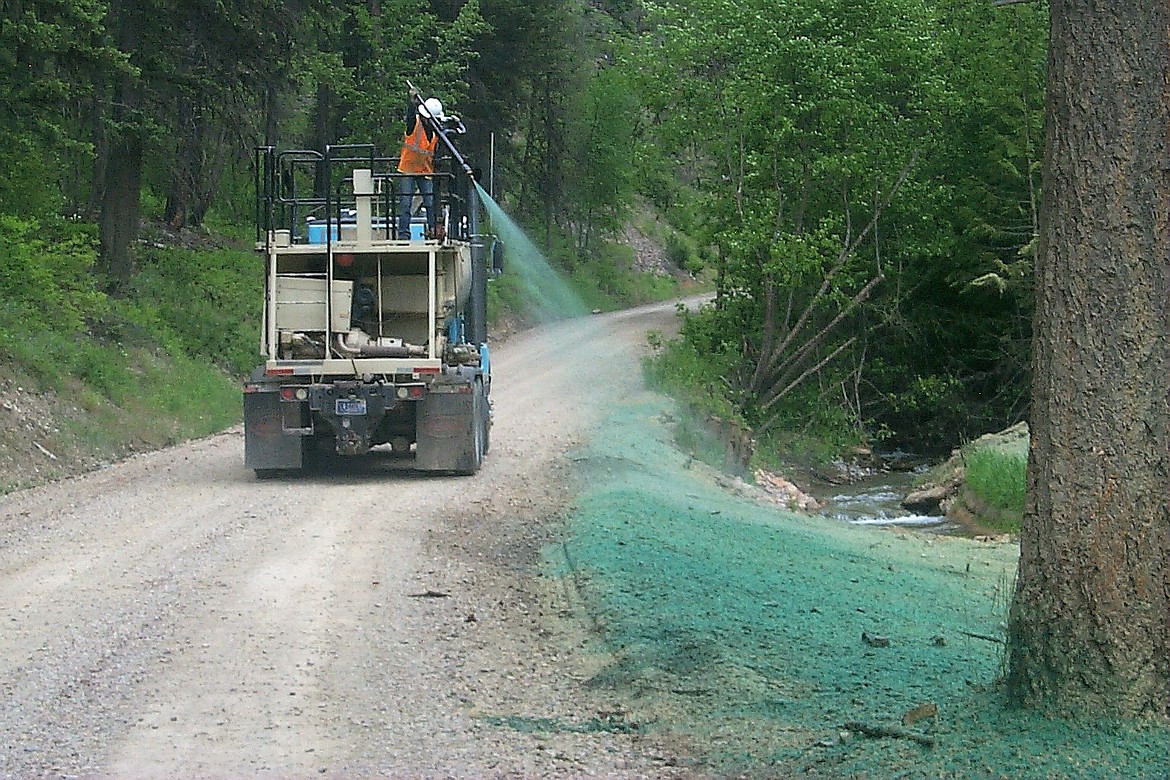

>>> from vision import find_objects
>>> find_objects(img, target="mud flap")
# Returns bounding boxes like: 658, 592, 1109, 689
415, 384, 476, 473
244, 390, 305, 470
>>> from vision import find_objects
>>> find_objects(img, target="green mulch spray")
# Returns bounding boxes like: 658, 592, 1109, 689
475, 181, 589, 322
549, 394, 1170, 778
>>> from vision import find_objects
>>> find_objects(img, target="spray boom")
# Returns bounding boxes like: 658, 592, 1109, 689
407, 79, 475, 179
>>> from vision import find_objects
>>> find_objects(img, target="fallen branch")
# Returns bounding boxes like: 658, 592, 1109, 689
843, 721, 936, 748
959, 630, 1004, 644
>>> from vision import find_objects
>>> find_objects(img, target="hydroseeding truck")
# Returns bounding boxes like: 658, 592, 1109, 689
243, 142, 502, 476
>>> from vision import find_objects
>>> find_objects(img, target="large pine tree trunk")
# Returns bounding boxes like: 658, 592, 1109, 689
1006, 2, 1170, 716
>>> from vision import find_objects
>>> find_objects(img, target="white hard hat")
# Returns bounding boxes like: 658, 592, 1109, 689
419, 97, 445, 121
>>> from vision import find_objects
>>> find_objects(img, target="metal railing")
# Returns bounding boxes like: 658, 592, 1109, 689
253, 144, 475, 247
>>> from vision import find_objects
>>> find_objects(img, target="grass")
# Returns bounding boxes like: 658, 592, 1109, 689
961, 447, 1027, 532
964, 448, 1027, 513
0, 215, 259, 493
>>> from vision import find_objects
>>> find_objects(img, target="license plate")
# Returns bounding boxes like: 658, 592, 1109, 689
335, 398, 367, 416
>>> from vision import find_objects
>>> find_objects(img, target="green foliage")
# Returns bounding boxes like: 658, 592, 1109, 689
863, 0, 1046, 448
0, 210, 253, 470
560, 68, 640, 252
126, 246, 262, 376
662, 233, 698, 273
568, 241, 679, 309
486, 272, 528, 323
0, 215, 108, 335
0, 0, 122, 216
0, 212, 258, 401
337, 0, 487, 147
627, 0, 951, 444
622, 0, 1048, 451
645, 331, 738, 421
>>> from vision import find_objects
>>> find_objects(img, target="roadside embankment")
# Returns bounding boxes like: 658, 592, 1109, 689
552, 399, 1168, 776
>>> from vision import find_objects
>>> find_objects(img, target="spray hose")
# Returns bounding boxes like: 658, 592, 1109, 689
407, 79, 475, 179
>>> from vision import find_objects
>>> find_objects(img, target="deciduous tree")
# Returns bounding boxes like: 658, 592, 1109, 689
634, 0, 945, 436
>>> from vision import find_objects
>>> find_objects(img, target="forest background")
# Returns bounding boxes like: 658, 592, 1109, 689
0, 0, 1046, 481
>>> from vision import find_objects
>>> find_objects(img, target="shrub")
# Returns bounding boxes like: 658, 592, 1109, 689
127, 246, 262, 376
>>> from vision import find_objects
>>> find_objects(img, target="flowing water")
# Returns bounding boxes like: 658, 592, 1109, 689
475, 182, 589, 321
816, 468, 957, 533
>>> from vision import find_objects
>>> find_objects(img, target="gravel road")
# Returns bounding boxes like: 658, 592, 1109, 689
0, 302, 692, 778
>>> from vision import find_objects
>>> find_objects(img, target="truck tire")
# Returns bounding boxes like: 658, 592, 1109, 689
482, 408, 491, 455
457, 382, 486, 476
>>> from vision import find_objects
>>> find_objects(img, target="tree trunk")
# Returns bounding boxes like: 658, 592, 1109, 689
264, 79, 278, 146
97, 0, 146, 290
313, 81, 332, 196
1006, 2, 1170, 716
88, 80, 110, 221
99, 123, 143, 290
164, 93, 197, 229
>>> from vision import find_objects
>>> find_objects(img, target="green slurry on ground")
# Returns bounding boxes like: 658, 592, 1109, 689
551, 396, 1170, 777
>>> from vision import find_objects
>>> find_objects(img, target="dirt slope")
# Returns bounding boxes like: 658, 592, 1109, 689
0, 302, 690, 778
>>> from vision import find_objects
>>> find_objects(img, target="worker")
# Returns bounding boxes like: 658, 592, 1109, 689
397, 87, 445, 240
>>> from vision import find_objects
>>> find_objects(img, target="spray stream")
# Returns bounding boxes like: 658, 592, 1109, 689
474, 181, 588, 322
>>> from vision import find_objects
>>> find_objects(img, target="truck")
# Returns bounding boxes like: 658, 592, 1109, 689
243, 141, 501, 477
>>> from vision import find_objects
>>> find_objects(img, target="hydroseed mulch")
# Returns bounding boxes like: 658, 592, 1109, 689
547, 392, 1169, 778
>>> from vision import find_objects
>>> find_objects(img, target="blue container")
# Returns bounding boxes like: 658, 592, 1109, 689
373, 218, 425, 241
307, 221, 340, 244
307, 219, 426, 242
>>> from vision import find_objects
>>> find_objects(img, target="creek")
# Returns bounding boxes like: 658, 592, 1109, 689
810, 466, 959, 534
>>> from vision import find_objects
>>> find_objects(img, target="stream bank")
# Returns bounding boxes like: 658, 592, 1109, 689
759, 422, 1032, 537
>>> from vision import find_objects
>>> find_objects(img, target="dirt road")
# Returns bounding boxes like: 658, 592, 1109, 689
0, 302, 689, 778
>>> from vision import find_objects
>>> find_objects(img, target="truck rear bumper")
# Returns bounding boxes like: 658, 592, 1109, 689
243, 372, 483, 473
309, 381, 401, 456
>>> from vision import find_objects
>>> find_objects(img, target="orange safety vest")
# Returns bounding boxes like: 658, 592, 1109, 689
398, 119, 437, 174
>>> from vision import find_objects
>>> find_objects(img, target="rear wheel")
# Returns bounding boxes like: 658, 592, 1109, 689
458, 382, 486, 475
482, 392, 491, 454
